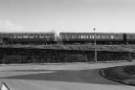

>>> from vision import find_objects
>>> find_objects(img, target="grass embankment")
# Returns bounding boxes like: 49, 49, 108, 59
1, 44, 135, 52
99, 65, 135, 86
0, 44, 135, 63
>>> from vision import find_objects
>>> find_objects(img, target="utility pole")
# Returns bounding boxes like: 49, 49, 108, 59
93, 27, 97, 62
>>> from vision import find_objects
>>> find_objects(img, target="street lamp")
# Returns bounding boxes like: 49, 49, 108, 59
128, 50, 132, 62
93, 27, 97, 62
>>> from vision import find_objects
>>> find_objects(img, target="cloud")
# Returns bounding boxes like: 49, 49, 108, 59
0, 20, 23, 32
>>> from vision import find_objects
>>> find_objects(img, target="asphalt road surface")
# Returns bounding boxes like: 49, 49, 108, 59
0, 62, 135, 90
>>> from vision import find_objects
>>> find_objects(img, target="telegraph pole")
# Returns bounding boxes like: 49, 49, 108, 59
93, 27, 97, 62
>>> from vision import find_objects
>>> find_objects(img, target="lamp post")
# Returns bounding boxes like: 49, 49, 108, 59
128, 50, 132, 62
93, 27, 97, 62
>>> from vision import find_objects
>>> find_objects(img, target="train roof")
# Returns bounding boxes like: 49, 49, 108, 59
60, 32, 135, 34
59, 32, 124, 35
0, 32, 54, 34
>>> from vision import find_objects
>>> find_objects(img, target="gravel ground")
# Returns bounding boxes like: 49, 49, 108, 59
0, 62, 135, 90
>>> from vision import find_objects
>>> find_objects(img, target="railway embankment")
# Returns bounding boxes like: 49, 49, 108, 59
0, 44, 134, 63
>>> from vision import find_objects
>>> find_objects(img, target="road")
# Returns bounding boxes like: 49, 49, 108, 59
0, 62, 135, 90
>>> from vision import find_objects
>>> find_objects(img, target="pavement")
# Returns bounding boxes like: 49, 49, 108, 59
0, 62, 135, 90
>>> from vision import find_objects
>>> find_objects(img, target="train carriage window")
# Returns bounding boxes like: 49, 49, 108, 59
106, 35, 109, 39
74, 34, 76, 39
106, 35, 108, 39
64, 35, 68, 39
45, 35, 48, 39
0, 39, 3, 43
71, 35, 73, 39
66, 35, 70, 40
104, 35, 107, 39
71, 35, 74, 39
80, 35, 82, 39
84, 35, 87, 39
91, 35, 93, 39
23, 35, 29, 38
17, 35, 23, 39
13, 35, 17, 39
80, 35, 86, 39
87, 35, 89, 39
76, 34, 78, 39
89, 35, 92, 39
95, 35, 97, 39
101, 35, 105, 39
69, 35, 71, 39
34, 34, 37, 38
96, 35, 100, 39
39, 35, 44, 38
78, 35, 80, 39
65, 35, 68, 39
92, 35, 94, 39
86, 35, 88, 39
83, 35, 85, 39
33, 34, 36, 38
99, 35, 101, 39
29, 34, 33, 39
84, 35, 86, 39
90, 35, 91, 39
110, 35, 114, 39
86, 35, 88, 38
103, 35, 106, 39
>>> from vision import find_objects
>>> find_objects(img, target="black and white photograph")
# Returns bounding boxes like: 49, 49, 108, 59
0, 0, 135, 90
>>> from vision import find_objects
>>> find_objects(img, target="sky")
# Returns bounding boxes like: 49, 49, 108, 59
0, 0, 135, 33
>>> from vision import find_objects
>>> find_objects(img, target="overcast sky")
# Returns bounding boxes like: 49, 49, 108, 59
0, 0, 135, 33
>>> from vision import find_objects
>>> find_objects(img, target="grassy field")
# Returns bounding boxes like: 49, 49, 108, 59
0, 62, 135, 90
0, 44, 135, 89
100, 65, 135, 86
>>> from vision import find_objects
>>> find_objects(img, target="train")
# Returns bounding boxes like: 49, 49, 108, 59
0, 32, 134, 45
60, 32, 124, 44
0, 33, 56, 45
60, 32, 135, 44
